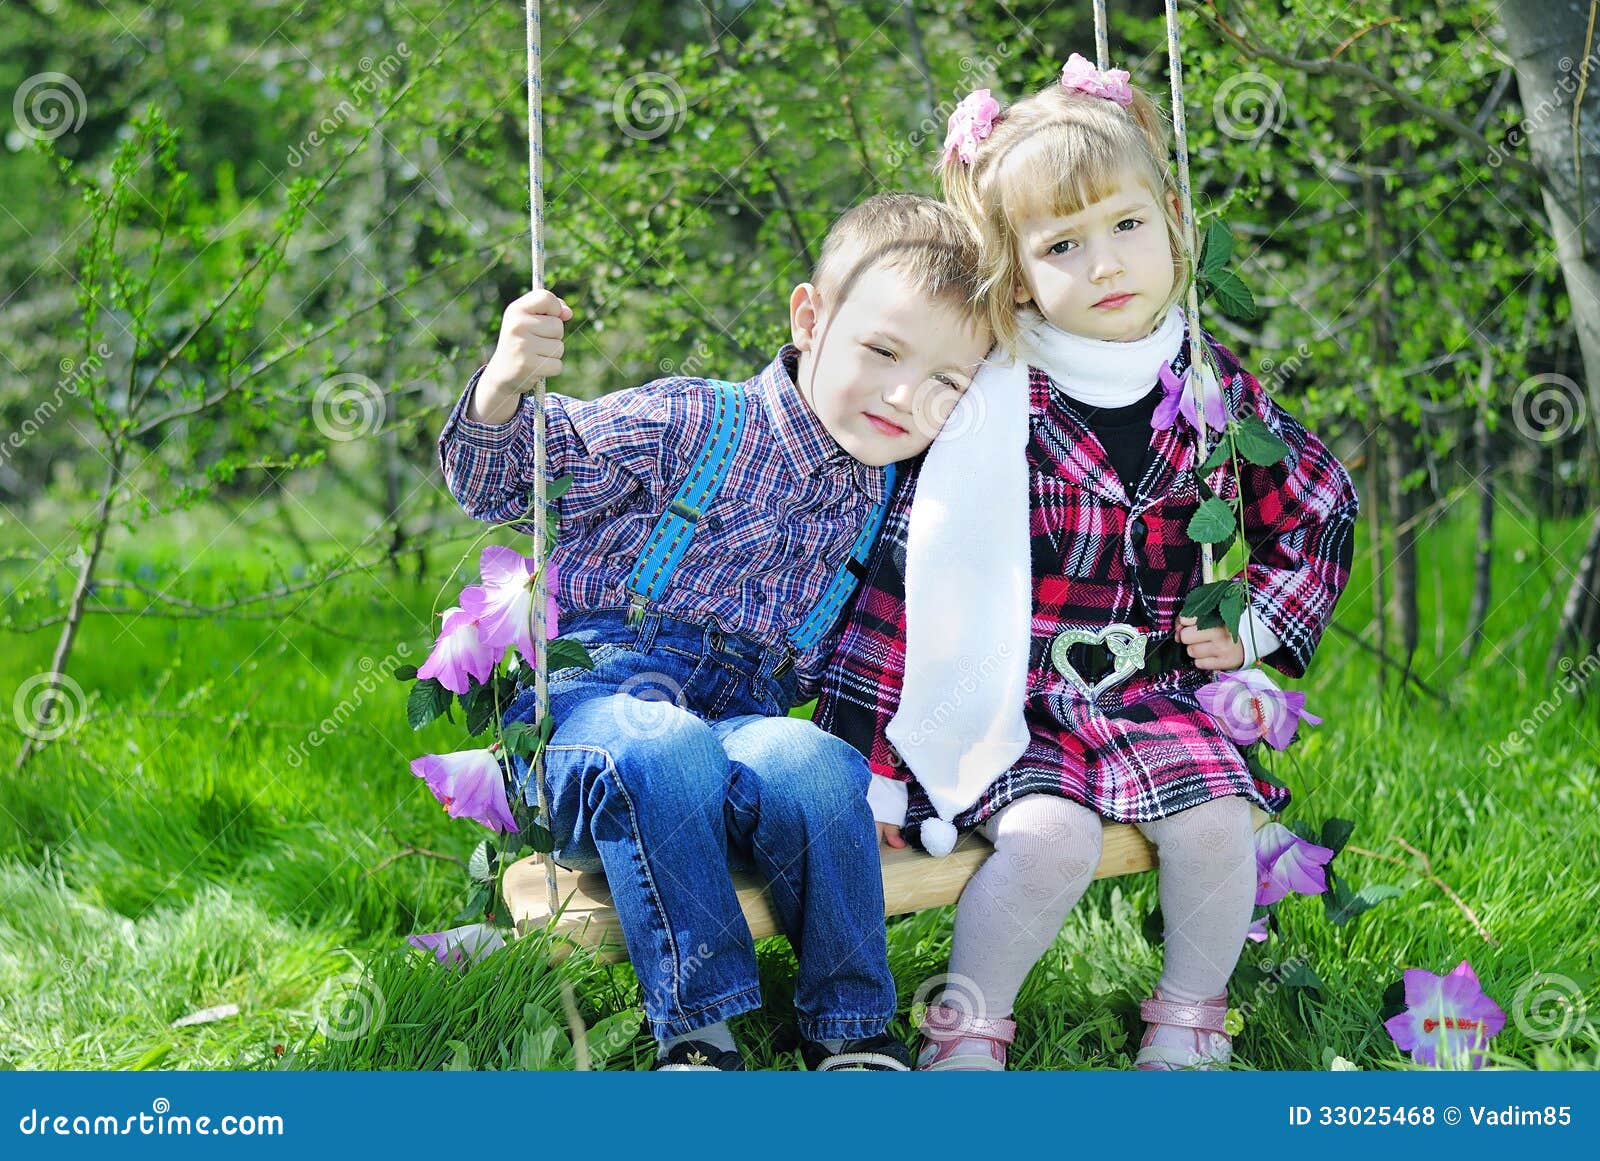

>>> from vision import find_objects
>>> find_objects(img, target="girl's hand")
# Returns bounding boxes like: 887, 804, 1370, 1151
481, 288, 573, 398
1177, 614, 1246, 671
877, 822, 907, 849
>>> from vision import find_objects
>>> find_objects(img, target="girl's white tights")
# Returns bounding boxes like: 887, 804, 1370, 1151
942, 793, 1256, 1054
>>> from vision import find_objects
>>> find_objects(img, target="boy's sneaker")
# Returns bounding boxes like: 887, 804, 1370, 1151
651, 1040, 745, 1071
800, 1032, 913, 1071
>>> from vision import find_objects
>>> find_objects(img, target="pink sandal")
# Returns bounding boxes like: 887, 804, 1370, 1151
1134, 987, 1235, 1071
915, 1003, 1017, 1071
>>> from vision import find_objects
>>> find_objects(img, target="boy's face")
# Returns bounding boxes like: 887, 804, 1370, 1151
789, 262, 990, 467
1013, 170, 1181, 343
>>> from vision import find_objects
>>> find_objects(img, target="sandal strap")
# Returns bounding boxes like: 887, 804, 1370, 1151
918, 1003, 1017, 1044
1139, 994, 1230, 1034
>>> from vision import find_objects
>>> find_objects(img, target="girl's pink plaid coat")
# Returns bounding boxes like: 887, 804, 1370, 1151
813, 328, 1359, 847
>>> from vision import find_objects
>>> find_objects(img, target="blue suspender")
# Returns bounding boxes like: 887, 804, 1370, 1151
786, 462, 896, 653
624, 381, 746, 622
623, 382, 899, 657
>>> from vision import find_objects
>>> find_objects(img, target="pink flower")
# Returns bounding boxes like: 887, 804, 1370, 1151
1059, 52, 1133, 108
1254, 821, 1334, 906
1384, 961, 1505, 1069
407, 922, 507, 967
942, 88, 1001, 165
460, 546, 560, 664
1197, 666, 1322, 750
416, 604, 502, 695
1153, 360, 1229, 435
410, 747, 518, 833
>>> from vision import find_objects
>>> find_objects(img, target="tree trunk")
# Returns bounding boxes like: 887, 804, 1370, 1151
1463, 395, 1496, 662
1496, 1, 1600, 669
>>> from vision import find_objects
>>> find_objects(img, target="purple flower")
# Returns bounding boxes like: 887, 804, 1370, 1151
416, 604, 502, 695
407, 922, 507, 967
942, 88, 1001, 165
460, 546, 560, 664
1197, 666, 1323, 750
1384, 961, 1505, 1069
1246, 915, 1270, 942
1254, 821, 1334, 906
1153, 360, 1228, 436
410, 748, 518, 833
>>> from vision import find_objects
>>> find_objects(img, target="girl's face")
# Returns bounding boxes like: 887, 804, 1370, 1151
1011, 170, 1181, 343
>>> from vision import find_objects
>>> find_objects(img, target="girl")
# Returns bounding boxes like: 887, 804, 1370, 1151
813, 55, 1358, 1070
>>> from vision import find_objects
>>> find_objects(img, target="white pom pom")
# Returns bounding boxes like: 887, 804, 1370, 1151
921, 817, 958, 857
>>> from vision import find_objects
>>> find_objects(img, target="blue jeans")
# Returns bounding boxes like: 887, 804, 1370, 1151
502, 608, 894, 1043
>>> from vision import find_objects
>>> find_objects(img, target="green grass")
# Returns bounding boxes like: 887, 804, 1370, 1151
2, 494, 1597, 1071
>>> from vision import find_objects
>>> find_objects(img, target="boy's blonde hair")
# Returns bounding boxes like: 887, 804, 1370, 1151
938, 78, 1192, 351
810, 192, 986, 330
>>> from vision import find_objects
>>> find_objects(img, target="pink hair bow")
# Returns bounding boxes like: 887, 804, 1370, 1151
1060, 52, 1133, 108
942, 88, 1001, 165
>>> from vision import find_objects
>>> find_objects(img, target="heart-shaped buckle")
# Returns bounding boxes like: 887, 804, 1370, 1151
1049, 623, 1148, 699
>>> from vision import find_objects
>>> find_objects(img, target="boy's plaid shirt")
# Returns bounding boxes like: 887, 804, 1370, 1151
437, 345, 890, 702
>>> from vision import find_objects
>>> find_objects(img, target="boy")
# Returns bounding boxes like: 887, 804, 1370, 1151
436, 193, 989, 1070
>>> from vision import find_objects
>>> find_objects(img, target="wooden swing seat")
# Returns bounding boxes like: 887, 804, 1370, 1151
505, 806, 1269, 960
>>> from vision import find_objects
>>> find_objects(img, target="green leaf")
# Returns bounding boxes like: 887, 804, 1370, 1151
468, 839, 497, 885
1181, 579, 1230, 619
1199, 219, 1234, 278
450, 884, 492, 924
393, 664, 418, 682
524, 822, 555, 854
1244, 746, 1289, 790
1206, 269, 1258, 320
548, 474, 574, 502
1319, 817, 1356, 856
406, 678, 453, 730
1235, 416, 1291, 466
548, 637, 596, 671
503, 720, 543, 760
1220, 584, 1247, 637
1356, 883, 1403, 908
1198, 431, 1235, 475
1281, 961, 1322, 991
1187, 497, 1238, 544
584, 1009, 645, 1067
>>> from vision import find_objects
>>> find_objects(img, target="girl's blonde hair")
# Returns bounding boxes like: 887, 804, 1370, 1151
939, 76, 1193, 352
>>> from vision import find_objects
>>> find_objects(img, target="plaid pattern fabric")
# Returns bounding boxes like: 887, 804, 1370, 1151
814, 326, 1359, 835
438, 345, 889, 702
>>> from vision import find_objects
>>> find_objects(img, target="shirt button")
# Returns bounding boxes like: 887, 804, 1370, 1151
754, 592, 766, 605
1130, 516, 1148, 546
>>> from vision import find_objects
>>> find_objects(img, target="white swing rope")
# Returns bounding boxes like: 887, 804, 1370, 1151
1097, 1, 1217, 587
525, 0, 558, 915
